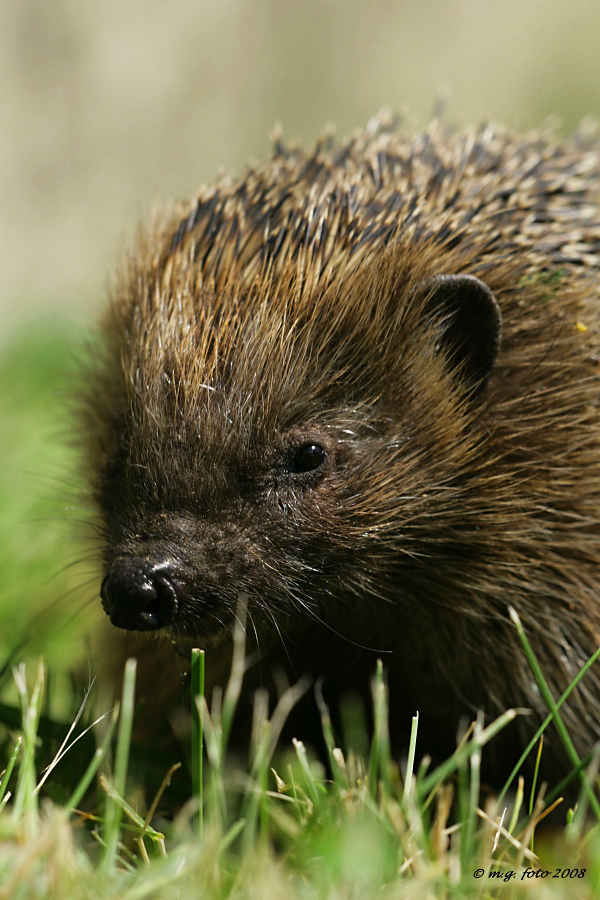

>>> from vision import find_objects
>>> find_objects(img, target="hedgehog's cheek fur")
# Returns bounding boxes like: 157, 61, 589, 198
418, 274, 503, 391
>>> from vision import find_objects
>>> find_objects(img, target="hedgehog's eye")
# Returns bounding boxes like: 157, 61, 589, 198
289, 442, 327, 474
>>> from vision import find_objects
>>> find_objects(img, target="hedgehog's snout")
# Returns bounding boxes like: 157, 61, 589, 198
100, 555, 179, 631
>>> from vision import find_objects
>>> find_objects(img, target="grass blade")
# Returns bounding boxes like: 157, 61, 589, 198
101, 657, 136, 871
191, 647, 205, 837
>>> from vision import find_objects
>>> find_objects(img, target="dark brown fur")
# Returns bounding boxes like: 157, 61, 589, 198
81, 114, 600, 784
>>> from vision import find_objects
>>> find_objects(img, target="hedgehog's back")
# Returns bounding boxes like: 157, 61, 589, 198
153, 117, 600, 300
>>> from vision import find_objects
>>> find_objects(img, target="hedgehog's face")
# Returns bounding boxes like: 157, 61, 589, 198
94, 270, 502, 656
97, 419, 357, 655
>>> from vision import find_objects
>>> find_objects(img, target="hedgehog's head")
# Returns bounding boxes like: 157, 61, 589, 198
84, 233, 502, 657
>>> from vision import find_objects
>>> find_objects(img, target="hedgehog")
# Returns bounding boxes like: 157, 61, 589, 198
81, 113, 600, 786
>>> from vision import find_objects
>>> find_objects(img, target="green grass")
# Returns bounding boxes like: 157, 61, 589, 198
2, 324, 600, 898
3, 625, 600, 899
0, 323, 97, 675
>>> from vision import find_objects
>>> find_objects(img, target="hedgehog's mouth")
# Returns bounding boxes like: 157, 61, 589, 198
166, 590, 253, 659
168, 627, 231, 659
165, 591, 238, 658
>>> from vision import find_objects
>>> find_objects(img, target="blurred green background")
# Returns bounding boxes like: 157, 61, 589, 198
1, 0, 599, 673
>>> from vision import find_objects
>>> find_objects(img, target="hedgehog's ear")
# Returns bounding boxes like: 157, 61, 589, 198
420, 274, 502, 392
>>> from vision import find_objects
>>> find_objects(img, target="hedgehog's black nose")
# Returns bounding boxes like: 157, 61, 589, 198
100, 556, 179, 631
